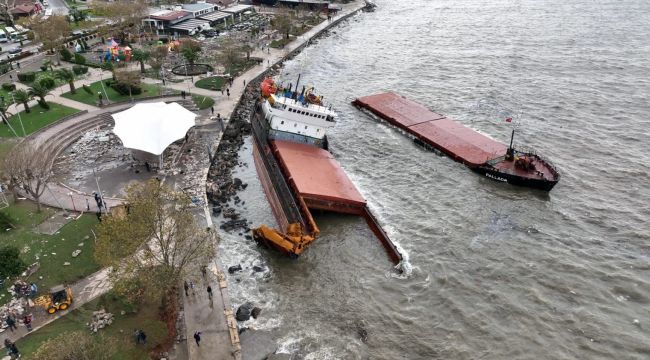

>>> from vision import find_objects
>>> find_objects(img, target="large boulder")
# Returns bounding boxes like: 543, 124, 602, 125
236, 302, 254, 321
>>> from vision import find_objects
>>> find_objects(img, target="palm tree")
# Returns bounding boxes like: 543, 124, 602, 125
13, 89, 31, 114
132, 49, 150, 73
0, 99, 12, 124
56, 69, 76, 94
29, 83, 52, 104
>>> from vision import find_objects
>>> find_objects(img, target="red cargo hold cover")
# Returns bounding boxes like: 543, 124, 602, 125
272, 140, 366, 206
410, 119, 507, 167
356, 92, 445, 128
355, 92, 507, 166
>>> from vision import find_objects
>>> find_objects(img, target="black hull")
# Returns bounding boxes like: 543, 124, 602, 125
473, 166, 559, 191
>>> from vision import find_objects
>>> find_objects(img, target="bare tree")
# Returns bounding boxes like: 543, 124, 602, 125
272, 12, 293, 40
95, 180, 216, 304
218, 37, 246, 75
28, 15, 71, 63
0, 0, 17, 26
148, 45, 169, 74
92, 0, 148, 45
2, 142, 53, 212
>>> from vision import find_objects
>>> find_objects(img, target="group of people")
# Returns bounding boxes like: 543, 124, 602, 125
4, 312, 33, 333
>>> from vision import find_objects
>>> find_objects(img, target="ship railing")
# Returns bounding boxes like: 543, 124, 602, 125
516, 146, 560, 177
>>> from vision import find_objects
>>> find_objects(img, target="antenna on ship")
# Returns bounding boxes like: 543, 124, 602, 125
294, 74, 301, 100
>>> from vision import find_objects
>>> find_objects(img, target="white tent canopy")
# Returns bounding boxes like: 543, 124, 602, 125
112, 102, 197, 156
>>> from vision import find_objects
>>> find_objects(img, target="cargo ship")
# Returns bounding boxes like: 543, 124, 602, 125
251, 78, 402, 265
353, 92, 560, 191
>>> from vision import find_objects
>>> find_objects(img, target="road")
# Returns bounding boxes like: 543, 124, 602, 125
47, 0, 69, 15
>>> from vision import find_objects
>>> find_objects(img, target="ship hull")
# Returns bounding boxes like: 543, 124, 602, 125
353, 93, 560, 191
472, 165, 559, 191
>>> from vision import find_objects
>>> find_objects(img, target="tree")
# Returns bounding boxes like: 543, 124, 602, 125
56, 68, 76, 94
28, 16, 71, 64
0, 246, 26, 279
32, 331, 117, 360
95, 180, 216, 304
113, 70, 141, 100
273, 13, 293, 40
12, 89, 31, 114
148, 45, 168, 74
0, 98, 12, 125
0, 0, 17, 26
29, 82, 52, 104
179, 39, 201, 66
91, 0, 148, 45
131, 48, 150, 73
218, 37, 245, 75
2, 142, 53, 212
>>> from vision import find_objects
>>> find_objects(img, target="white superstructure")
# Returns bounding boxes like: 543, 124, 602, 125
262, 94, 336, 140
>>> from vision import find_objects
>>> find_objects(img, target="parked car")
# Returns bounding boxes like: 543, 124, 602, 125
8, 47, 22, 54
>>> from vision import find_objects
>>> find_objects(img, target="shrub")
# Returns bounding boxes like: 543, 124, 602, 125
40, 64, 48, 71
82, 84, 93, 95
72, 65, 88, 75
101, 61, 114, 71
1, 83, 16, 91
37, 99, 50, 109
60, 47, 73, 61
110, 81, 142, 96
0, 212, 15, 230
0, 64, 9, 75
17, 71, 36, 83
38, 76, 56, 89
74, 53, 86, 64
0, 246, 26, 279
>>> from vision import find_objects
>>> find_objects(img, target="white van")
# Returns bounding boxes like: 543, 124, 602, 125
0, 30, 8, 43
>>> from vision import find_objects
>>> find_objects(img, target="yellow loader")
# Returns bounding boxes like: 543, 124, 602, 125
32, 285, 74, 314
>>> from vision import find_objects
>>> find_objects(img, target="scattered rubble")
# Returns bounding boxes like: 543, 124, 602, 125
87, 309, 114, 332
72, 249, 82, 257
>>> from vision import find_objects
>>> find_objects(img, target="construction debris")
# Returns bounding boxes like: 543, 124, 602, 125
87, 309, 114, 332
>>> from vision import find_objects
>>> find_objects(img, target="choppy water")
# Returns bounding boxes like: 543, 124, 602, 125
217, 1, 650, 358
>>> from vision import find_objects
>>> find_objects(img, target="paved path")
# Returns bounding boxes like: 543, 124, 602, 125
3, 268, 111, 343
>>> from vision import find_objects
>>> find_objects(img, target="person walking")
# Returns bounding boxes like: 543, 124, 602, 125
189, 280, 195, 295
193, 331, 201, 346
184, 280, 189, 296
210, 106, 214, 115
226, 88, 230, 98
4, 339, 19, 358
5, 314, 17, 332
85, 198, 90, 211
207, 285, 213, 300
23, 313, 33, 331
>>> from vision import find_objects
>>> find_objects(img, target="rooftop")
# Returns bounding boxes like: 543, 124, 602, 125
150, 10, 191, 21
219, 4, 253, 14
198, 11, 232, 22
181, 3, 216, 12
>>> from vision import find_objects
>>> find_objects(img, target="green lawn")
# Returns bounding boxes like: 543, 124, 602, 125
0, 103, 81, 138
16, 291, 169, 359
0, 201, 101, 306
192, 94, 214, 110
61, 80, 166, 106
1, 87, 16, 105
195, 76, 227, 91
